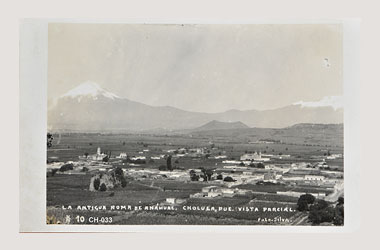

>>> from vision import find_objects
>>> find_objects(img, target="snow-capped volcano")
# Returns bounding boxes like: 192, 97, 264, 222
61, 81, 120, 100
293, 96, 343, 110
49, 82, 343, 132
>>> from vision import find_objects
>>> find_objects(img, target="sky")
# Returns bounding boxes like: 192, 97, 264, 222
48, 23, 343, 113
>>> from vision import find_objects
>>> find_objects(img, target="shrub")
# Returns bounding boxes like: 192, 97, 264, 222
99, 183, 107, 192
81, 167, 89, 172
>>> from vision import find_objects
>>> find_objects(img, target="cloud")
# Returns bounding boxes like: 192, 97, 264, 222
293, 96, 343, 110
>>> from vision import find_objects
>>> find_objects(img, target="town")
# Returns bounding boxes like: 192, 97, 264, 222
46, 128, 344, 225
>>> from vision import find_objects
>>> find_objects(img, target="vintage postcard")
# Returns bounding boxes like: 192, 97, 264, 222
20, 20, 359, 232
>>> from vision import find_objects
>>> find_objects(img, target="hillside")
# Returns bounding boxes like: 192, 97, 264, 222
191, 120, 250, 131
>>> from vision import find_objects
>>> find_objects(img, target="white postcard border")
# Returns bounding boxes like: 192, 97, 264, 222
19, 19, 360, 232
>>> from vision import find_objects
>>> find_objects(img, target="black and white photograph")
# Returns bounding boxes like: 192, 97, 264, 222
44, 23, 345, 226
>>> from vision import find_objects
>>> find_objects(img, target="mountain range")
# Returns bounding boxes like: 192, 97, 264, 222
48, 81, 343, 132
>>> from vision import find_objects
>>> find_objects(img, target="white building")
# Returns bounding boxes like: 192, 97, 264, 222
214, 155, 227, 159
240, 152, 270, 162
304, 175, 325, 181
165, 198, 186, 205
130, 156, 146, 161
222, 160, 241, 164
83, 147, 107, 161
116, 152, 127, 159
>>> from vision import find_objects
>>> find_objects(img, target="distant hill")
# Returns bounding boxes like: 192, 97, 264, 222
192, 120, 250, 131
288, 123, 343, 130
48, 81, 344, 132
189, 123, 343, 147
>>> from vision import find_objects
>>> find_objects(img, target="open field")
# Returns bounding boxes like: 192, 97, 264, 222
47, 131, 343, 169
235, 184, 334, 195
47, 173, 311, 225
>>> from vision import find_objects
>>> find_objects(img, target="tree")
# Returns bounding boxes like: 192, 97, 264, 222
59, 163, 74, 172
189, 169, 199, 181
257, 163, 265, 168
51, 168, 58, 176
120, 176, 127, 188
166, 155, 172, 171
93, 178, 100, 191
337, 196, 344, 205
84, 152, 89, 158
308, 199, 334, 225
310, 199, 329, 210
223, 176, 235, 182
47, 133, 54, 148
205, 169, 214, 181
159, 165, 167, 171
99, 183, 107, 192
190, 174, 199, 181
334, 198, 344, 226
297, 194, 316, 211
309, 206, 335, 225
114, 167, 123, 178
